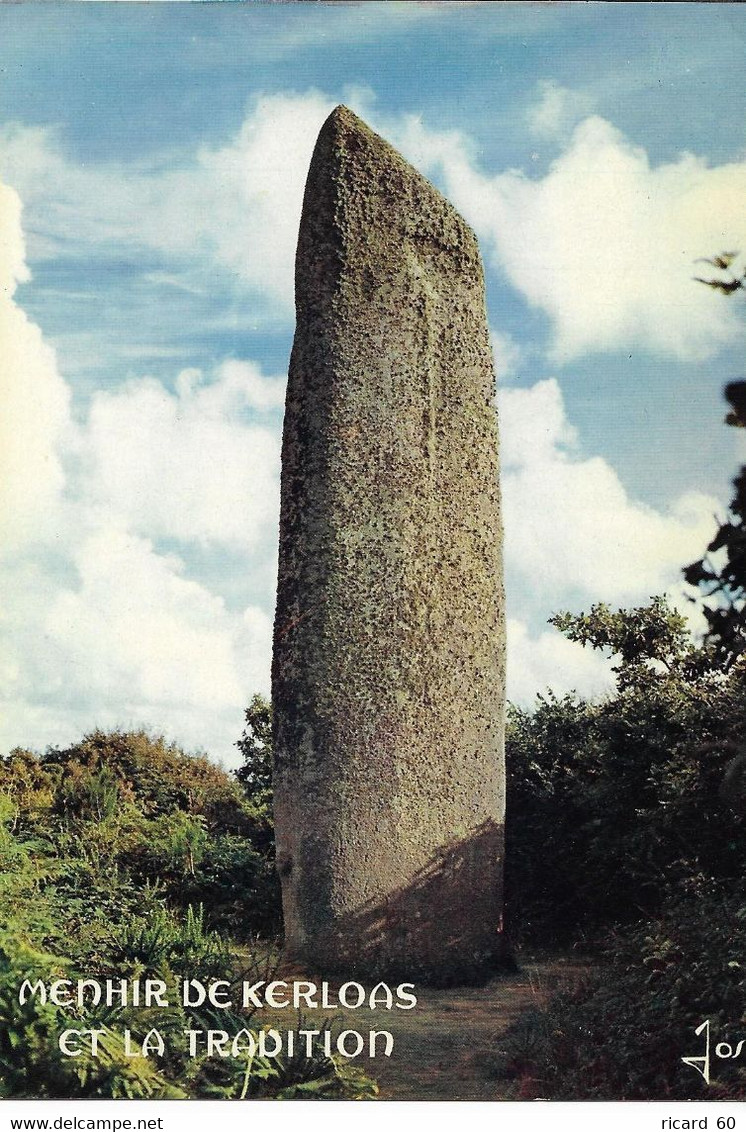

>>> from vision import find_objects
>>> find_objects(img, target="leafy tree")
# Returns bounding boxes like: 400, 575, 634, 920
57, 766, 120, 823
549, 597, 699, 688
0, 726, 338, 1098
503, 593, 746, 1098
692, 250, 745, 295
683, 254, 746, 667
46, 729, 251, 834
155, 810, 208, 877
505, 597, 745, 945
497, 256, 746, 1098
235, 694, 273, 798
232, 695, 277, 913
0, 729, 282, 942
500, 887, 746, 1100
684, 431, 746, 668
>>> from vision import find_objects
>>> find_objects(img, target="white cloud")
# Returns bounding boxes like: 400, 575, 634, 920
0, 91, 336, 311
0, 175, 277, 764
45, 525, 271, 751
507, 617, 613, 706
492, 118, 746, 361
0, 521, 273, 765
49, 527, 244, 706
501, 377, 724, 703
526, 80, 594, 140
490, 327, 523, 381
0, 181, 73, 554
0, 535, 272, 767
500, 378, 719, 602
3, 93, 742, 759
0, 179, 29, 292
393, 112, 746, 362
6, 96, 746, 360
187, 91, 336, 306
81, 362, 282, 550
204, 359, 287, 413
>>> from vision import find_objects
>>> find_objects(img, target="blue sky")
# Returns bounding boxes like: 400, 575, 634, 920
2, 1, 746, 765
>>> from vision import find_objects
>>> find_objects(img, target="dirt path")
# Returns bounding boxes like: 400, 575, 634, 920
257, 954, 593, 1101
367, 956, 591, 1100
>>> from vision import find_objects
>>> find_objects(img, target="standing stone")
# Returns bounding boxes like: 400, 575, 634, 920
272, 106, 505, 985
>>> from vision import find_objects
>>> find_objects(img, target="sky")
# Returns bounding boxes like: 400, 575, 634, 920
2, 0, 746, 767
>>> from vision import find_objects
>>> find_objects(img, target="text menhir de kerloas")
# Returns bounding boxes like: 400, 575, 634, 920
18, 977, 418, 1011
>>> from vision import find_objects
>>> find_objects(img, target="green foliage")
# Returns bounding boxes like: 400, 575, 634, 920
0, 727, 373, 1100
0, 728, 282, 945
107, 903, 233, 980
177, 834, 280, 937
57, 766, 120, 823
549, 597, 700, 688
148, 811, 208, 878
232, 694, 278, 916
235, 695, 274, 831
507, 596, 746, 944
268, 1050, 379, 1100
693, 251, 745, 296
0, 935, 184, 1099
499, 257, 746, 1101
45, 730, 251, 834
504, 585, 746, 1099
187, 1017, 379, 1101
500, 888, 746, 1099
684, 435, 746, 669
684, 261, 746, 665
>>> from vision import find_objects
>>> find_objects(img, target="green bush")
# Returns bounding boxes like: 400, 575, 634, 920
505, 601, 746, 945
500, 888, 746, 1099
108, 903, 233, 981
0, 729, 282, 945
0, 935, 184, 1099
0, 726, 374, 1101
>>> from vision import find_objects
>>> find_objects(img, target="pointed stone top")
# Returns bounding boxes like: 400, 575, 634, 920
326, 103, 360, 127
315, 103, 401, 167
322, 103, 375, 137
317, 103, 447, 192
298, 103, 477, 281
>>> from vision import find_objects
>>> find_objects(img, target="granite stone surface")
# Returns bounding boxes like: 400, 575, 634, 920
272, 106, 505, 984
